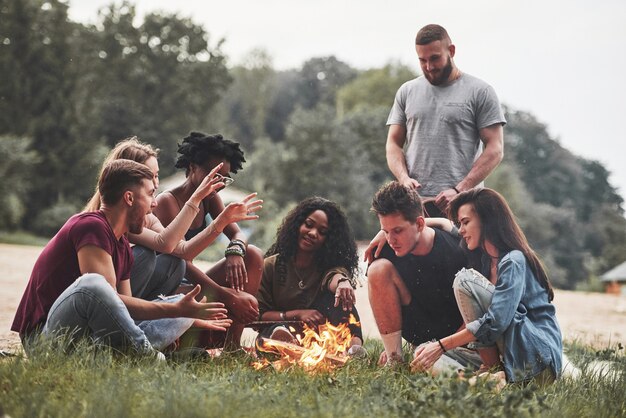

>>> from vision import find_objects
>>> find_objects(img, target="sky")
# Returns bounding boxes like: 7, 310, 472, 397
68, 0, 626, 202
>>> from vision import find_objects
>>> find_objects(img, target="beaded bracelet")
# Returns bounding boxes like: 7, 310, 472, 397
228, 239, 246, 255
225, 246, 245, 257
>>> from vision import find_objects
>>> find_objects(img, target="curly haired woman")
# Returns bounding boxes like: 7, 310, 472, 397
257, 197, 365, 355
154, 132, 264, 349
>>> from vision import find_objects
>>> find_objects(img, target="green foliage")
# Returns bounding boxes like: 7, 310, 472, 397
0, 136, 39, 229
73, 2, 232, 174
1, 1, 625, 290
1, 339, 625, 417
336, 62, 417, 116
31, 200, 79, 237
0, 230, 49, 246
0, 0, 233, 232
297, 56, 357, 110
499, 109, 626, 288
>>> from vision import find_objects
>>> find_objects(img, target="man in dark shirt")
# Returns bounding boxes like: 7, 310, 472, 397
367, 181, 480, 370
12, 160, 228, 356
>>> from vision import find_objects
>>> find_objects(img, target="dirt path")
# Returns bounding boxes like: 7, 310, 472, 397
1, 243, 625, 352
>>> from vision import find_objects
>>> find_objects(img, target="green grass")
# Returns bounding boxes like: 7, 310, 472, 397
1, 339, 625, 418
0, 230, 50, 246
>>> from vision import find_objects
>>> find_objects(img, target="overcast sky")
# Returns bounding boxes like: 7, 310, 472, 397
69, 0, 626, 202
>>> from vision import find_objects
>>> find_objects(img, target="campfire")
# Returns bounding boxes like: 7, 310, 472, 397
252, 315, 360, 372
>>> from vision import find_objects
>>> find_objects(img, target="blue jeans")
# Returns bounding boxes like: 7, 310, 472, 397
130, 246, 185, 300
42, 273, 192, 353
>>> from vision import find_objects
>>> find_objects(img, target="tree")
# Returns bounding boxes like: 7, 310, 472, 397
0, 136, 39, 229
336, 62, 416, 116
74, 2, 232, 175
218, 49, 275, 150
0, 0, 100, 232
297, 56, 357, 109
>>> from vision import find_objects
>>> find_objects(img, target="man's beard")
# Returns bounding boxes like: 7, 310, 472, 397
425, 56, 453, 86
128, 207, 145, 234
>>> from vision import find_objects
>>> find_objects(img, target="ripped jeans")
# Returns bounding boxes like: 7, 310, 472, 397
453, 268, 504, 354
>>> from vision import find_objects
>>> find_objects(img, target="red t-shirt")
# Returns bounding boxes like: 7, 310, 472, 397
11, 211, 133, 336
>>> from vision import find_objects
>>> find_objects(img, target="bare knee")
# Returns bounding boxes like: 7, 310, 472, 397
367, 259, 410, 305
244, 245, 263, 271
367, 258, 395, 287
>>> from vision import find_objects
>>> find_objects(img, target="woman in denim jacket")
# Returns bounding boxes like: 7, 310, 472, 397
412, 188, 562, 384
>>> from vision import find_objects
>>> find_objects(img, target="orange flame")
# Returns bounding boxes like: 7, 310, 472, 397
252, 314, 360, 372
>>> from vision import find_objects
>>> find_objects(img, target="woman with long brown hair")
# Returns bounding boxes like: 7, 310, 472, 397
412, 188, 562, 384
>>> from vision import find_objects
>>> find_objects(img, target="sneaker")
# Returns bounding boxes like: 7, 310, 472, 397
154, 350, 166, 362
270, 326, 298, 345
347, 344, 368, 358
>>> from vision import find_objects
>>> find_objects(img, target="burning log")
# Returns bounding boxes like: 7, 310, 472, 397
252, 315, 359, 372
257, 337, 349, 368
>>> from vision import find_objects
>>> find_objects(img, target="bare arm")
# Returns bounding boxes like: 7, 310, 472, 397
411, 328, 476, 372
130, 164, 226, 253
456, 123, 504, 192
386, 124, 420, 190
435, 123, 504, 210
207, 193, 253, 291
170, 193, 262, 261
185, 261, 259, 324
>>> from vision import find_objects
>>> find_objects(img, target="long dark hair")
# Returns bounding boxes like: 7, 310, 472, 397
449, 188, 554, 301
265, 197, 359, 282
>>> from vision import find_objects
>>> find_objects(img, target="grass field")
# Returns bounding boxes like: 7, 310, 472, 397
0, 339, 624, 418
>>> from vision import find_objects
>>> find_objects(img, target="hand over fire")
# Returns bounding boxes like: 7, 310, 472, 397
334, 282, 356, 311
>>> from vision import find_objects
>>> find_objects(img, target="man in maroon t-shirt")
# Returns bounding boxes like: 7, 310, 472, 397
12, 160, 230, 356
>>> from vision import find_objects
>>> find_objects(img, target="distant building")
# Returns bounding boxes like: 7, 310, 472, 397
601, 261, 626, 295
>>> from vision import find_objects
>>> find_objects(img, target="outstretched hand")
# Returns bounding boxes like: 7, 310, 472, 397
192, 163, 226, 201
176, 285, 229, 320
333, 282, 356, 311
192, 317, 233, 332
221, 193, 263, 224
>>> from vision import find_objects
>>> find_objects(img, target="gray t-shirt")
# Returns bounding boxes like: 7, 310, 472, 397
387, 73, 506, 197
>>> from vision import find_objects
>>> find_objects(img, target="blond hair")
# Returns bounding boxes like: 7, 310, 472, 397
84, 136, 158, 211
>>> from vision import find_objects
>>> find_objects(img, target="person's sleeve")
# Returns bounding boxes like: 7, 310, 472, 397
69, 216, 114, 256
466, 254, 526, 345
320, 267, 354, 291
386, 83, 408, 126
257, 259, 276, 316
129, 206, 199, 254
475, 84, 507, 129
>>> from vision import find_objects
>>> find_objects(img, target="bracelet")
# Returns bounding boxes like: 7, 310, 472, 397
437, 339, 447, 353
453, 186, 461, 194
228, 239, 246, 255
224, 246, 245, 257
229, 238, 246, 248
280, 311, 287, 321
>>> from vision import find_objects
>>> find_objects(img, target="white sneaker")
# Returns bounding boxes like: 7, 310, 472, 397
347, 344, 368, 358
